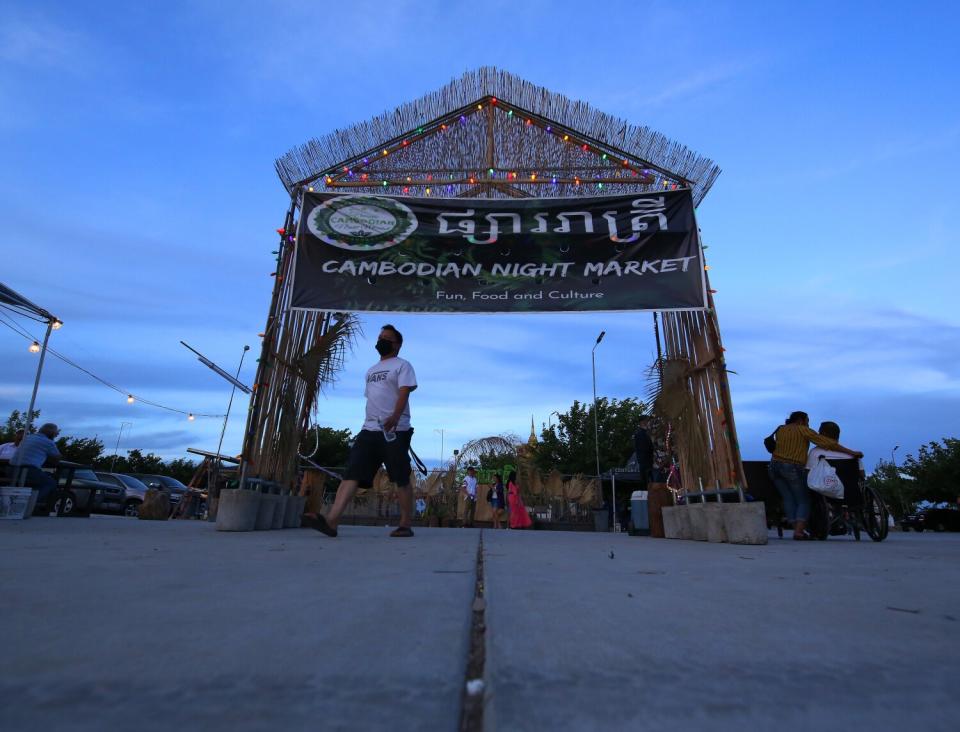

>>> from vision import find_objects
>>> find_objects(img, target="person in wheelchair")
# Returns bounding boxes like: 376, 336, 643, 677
806, 421, 864, 514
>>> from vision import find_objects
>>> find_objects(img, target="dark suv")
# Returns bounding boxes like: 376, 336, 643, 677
902, 508, 960, 532
95, 472, 149, 517
127, 474, 190, 507
57, 468, 125, 516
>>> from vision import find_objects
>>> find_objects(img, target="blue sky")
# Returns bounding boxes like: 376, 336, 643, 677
0, 1, 956, 473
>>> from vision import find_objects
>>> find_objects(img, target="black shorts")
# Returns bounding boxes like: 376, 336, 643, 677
344, 429, 413, 488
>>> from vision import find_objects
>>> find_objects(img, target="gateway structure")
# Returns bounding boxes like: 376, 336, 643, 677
240, 68, 744, 496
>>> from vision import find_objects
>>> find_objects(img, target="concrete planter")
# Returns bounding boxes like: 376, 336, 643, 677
255, 494, 280, 530
284, 495, 306, 528
722, 502, 768, 545
704, 503, 727, 543
662, 506, 690, 539
271, 495, 289, 529
216, 489, 261, 532
687, 503, 708, 541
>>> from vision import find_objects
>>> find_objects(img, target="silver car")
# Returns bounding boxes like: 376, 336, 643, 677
95, 472, 149, 517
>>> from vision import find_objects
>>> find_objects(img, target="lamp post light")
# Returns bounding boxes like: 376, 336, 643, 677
111, 422, 133, 473
591, 330, 605, 480
592, 330, 615, 531
548, 410, 561, 429
891, 445, 905, 519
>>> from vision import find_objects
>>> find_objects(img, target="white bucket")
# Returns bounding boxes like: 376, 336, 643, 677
0, 488, 35, 520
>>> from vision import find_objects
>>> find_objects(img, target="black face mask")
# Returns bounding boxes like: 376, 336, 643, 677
375, 339, 395, 356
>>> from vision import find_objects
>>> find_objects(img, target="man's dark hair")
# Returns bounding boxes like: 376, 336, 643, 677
381, 324, 403, 346
818, 421, 840, 440
787, 411, 808, 424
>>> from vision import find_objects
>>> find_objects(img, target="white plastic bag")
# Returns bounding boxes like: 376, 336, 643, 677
807, 457, 844, 499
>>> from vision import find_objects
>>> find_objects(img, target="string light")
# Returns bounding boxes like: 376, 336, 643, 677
127, 395, 135, 404
51, 320, 63, 330
382, 149, 388, 156
426, 188, 431, 195
29, 340, 40, 353
188, 413, 195, 421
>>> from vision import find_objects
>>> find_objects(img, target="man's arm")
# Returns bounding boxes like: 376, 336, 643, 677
382, 385, 416, 431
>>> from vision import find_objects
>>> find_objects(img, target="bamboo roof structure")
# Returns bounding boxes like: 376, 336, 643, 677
275, 67, 720, 205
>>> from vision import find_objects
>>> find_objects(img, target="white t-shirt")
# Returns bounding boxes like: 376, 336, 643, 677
807, 447, 864, 472
362, 356, 417, 431
463, 475, 478, 498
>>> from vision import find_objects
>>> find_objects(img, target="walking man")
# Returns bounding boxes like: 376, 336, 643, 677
308, 325, 418, 538
461, 466, 478, 528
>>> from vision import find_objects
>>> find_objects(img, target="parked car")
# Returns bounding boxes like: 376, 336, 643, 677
127, 474, 190, 507
95, 472, 149, 517
56, 468, 125, 516
901, 508, 960, 532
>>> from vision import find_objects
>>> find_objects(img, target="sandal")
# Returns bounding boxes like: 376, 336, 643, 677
306, 514, 338, 537
390, 526, 414, 538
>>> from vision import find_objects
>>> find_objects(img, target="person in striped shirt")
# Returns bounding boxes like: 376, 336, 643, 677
769, 411, 862, 540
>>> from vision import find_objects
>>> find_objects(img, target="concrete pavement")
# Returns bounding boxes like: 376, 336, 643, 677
1, 517, 958, 731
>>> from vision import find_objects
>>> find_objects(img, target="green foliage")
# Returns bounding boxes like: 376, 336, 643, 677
304, 426, 353, 468
866, 438, 959, 517
901, 438, 960, 504
865, 460, 915, 520
531, 397, 649, 475
0, 409, 41, 441
300, 426, 353, 495
56, 435, 104, 465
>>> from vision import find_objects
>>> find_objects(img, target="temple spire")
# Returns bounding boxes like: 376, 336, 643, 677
529, 415, 538, 445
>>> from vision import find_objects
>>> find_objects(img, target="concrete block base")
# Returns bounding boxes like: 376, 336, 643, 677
271, 495, 289, 529
284, 495, 306, 528
255, 494, 280, 530
704, 503, 727, 543
216, 489, 261, 532
723, 502, 768, 545
688, 503, 708, 541
662, 506, 691, 539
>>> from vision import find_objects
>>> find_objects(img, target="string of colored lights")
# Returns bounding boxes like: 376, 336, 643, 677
309, 95, 691, 194
0, 312, 223, 420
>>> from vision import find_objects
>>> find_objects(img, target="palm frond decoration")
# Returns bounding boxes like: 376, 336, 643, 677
644, 356, 712, 491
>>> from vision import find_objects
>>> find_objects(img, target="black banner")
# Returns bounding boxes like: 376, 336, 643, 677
291, 190, 706, 313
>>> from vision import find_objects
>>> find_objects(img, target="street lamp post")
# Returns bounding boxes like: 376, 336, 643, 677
592, 331, 610, 528
110, 422, 133, 473
24, 317, 60, 436
891, 445, 904, 519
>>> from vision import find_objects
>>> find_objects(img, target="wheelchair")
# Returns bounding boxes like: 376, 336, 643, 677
808, 458, 889, 542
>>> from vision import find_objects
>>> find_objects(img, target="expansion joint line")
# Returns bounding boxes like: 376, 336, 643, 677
459, 532, 487, 732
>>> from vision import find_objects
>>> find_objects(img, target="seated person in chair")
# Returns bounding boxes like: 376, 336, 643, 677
10, 423, 61, 513
806, 421, 864, 507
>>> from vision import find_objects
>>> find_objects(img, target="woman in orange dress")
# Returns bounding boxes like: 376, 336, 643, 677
507, 470, 533, 529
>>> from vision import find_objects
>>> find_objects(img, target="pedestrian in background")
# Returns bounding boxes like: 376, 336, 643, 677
507, 470, 533, 530
488, 472, 505, 529
769, 411, 862, 540
461, 466, 478, 528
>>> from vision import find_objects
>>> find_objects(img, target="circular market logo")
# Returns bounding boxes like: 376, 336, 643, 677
307, 195, 418, 251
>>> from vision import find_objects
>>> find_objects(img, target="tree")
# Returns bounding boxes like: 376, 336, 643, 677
302, 426, 353, 469
531, 397, 649, 475
0, 409, 41, 441
901, 438, 960, 504
55, 436, 104, 465
865, 459, 917, 520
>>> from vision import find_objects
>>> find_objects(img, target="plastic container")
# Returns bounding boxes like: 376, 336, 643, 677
0, 488, 35, 520
630, 490, 650, 536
